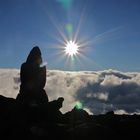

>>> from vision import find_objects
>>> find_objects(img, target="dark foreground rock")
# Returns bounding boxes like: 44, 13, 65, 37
0, 95, 140, 140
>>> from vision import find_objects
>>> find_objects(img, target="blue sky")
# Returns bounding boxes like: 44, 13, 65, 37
0, 0, 140, 71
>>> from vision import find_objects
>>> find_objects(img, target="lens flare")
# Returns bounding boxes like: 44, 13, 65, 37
65, 40, 79, 56
75, 101, 83, 110
57, 0, 73, 10
65, 23, 73, 35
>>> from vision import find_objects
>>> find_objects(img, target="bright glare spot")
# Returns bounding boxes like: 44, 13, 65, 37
40, 61, 47, 67
75, 101, 83, 110
65, 40, 79, 56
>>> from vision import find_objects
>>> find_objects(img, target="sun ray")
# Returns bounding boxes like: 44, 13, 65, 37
79, 26, 123, 47
73, 5, 87, 42
78, 53, 105, 70
39, 2, 68, 43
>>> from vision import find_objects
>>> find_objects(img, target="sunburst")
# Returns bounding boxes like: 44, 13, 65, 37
65, 40, 79, 56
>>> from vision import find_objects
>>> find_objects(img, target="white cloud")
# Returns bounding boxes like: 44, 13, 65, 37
87, 92, 108, 101
114, 109, 128, 115
0, 69, 140, 115
101, 75, 122, 86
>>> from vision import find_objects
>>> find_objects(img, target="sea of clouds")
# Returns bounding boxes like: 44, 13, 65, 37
0, 69, 140, 115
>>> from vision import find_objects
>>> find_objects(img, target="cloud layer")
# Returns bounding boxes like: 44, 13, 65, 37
0, 69, 140, 115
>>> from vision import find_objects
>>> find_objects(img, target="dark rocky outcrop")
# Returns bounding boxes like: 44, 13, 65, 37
1, 94, 140, 140
16, 46, 48, 106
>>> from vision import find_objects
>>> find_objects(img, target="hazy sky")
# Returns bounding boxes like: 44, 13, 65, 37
0, 0, 140, 71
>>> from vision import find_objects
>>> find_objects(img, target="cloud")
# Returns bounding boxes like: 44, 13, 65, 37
0, 69, 140, 115
114, 109, 128, 115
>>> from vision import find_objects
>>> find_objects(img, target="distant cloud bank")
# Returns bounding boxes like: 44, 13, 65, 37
0, 69, 140, 115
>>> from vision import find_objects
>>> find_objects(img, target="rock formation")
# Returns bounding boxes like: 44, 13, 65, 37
16, 46, 48, 106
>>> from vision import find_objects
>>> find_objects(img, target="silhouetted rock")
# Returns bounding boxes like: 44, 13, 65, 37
49, 97, 64, 112
64, 107, 90, 124
47, 97, 64, 123
106, 110, 114, 116
16, 46, 48, 106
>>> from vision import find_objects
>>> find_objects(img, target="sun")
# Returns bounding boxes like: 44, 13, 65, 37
65, 40, 79, 56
